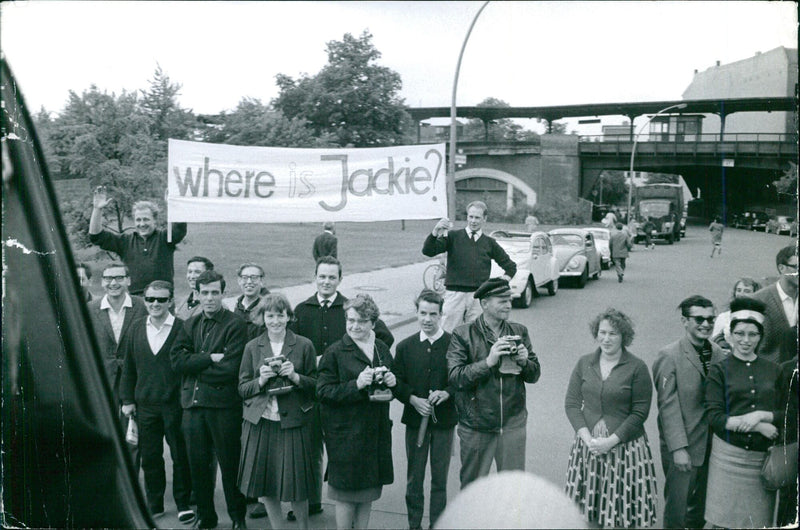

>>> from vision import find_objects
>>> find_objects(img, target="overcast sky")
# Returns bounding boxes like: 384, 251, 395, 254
2, 1, 796, 132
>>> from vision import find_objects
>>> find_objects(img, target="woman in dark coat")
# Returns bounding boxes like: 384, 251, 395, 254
237, 293, 317, 529
317, 294, 396, 530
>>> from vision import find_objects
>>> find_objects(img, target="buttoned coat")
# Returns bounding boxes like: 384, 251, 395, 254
751, 283, 795, 365
652, 337, 725, 466
238, 330, 317, 429
88, 295, 147, 400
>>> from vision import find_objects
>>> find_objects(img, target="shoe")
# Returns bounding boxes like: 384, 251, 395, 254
247, 503, 267, 519
192, 518, 217, 529
178, 510, 196, 524
618, 275, 623, 283
287, 510, 296, 522
232, 519, 247, 529
310, 504, 324, 516
150, 505, 165, 516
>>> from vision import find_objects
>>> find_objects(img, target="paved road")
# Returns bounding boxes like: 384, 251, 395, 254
154, 225, 793, 529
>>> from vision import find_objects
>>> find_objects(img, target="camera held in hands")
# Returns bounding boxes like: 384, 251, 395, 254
498, 335, 523, 375
368, 366, 393, 402
264, 355, 294, 395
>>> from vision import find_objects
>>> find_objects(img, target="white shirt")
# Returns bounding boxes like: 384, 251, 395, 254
419, 328, 445, 344
466, 228, 483, 241
146, 313, 175, 355
100, 293, 133, 344
261, 339, 284, 421
776, 282, 798, 327
317, 292, 339, 307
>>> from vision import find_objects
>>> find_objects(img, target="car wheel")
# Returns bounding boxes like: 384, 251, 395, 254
667, 234, 674, 245
513, 278, 533, 308
577, 267, 588, 288
547, 277, 558, 296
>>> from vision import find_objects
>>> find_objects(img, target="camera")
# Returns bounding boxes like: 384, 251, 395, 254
498, 335, 523, 375
264, 355, 293, 395
368, 366, 393, 402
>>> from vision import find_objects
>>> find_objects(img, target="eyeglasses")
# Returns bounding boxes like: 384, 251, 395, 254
239, 274, 263, 282
688, 315, 716, 325
144, 296, 170, 303
102, 275, 128, 282
732, 330, 761, 339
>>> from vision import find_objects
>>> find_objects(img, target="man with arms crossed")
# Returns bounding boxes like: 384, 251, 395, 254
393, 290, 456, 530
447, 278, 540, 488
422, 201, 516, 332
170, 271, 247, 529
652, 295, 724, 529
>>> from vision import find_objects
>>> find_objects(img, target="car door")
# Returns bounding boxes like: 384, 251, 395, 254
584, 233, 599, 274
529, 236, 548, 287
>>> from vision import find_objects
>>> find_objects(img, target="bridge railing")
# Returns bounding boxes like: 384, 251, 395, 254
578, 132, 797, 143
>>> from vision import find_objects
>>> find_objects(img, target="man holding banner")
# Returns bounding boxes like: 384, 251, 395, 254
423, 201, 516, 332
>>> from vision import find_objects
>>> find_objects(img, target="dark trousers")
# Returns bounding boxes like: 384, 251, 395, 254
308, 404, 323, 506
457, 424, 525, 489
660, 451, 709, 529
182, 407, 246, 525
139, 403, 192, 512
612, 257, 627, 278
405, 426, 454, 529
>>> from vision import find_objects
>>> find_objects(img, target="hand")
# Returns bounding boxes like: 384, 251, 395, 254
121, 403, 136, 417
589, 436, 617, 455
382, 371, 397, 388
737, 411, 767, 431
591, 418, 609, 438
512, 343, 528, 366
486, 340, 511, 367
93, 186, 113, 209
432, 217, 451, 237
672, 448, 692, 472
410, 395, 432, 417
429, 390, 450, 405
210, 353, 224, 363
754, 422, 779, 440
258, 364, 277, 386
278, 360, 298, 383
356, 367, 374, 390
500, 274, 512, 282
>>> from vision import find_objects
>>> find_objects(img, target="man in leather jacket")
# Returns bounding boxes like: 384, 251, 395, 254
446, 278, 541, 489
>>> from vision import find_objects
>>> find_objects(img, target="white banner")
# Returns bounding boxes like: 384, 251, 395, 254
167, 140, 447, 223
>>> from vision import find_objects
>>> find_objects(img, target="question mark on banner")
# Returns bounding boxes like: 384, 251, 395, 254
425, 148, 443, 201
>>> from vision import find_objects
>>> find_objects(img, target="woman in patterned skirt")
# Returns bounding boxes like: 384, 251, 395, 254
237, 294, 318, 529
564, 308, 658, 528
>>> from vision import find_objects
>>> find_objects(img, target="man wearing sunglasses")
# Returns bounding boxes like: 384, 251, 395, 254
751, 244, 798, 365
88, 262, 147, 467
119, 281, 194, 523
652, 295, 724, 529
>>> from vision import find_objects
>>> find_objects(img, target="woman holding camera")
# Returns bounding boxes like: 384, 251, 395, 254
317, 294, 396, 530
704, 297, 782, 528
237, 293, 318, 529
564, 308, 658, 528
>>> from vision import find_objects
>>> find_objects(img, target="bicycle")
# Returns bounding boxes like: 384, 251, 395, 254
422, 256, 446, 294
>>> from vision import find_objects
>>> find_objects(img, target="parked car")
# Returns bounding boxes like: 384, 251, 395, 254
489, 230, 559, 308
548, 228, 602, 288
733, 211, 769, 231
766, 216, 794, 235
584, 227, 611, 269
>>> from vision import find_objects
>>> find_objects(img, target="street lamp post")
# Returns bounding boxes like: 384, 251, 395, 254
448, 1, 490, 218
626, 103, 687, 222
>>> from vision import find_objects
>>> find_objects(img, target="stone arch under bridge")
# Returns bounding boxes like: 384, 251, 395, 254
455, 168, 537, 213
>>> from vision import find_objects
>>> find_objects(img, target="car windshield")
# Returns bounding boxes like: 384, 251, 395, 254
588, 230, 609, 240
551, 234, 583, 247
639, 201, 671, 218
497, 240, 530, 257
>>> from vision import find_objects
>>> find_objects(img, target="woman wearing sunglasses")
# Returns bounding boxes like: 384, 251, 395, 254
704, 297, 783, 528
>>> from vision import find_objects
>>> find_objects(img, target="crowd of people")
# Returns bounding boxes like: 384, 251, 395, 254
84, 190, 797, 529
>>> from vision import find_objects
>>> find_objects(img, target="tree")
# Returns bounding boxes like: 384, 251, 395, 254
772, 161, 797, 198
591, 170, 628, 206
462, 98, 539, 142
273, 31, 412, 147
644, 172, 680, 184
139, 65, 194, 142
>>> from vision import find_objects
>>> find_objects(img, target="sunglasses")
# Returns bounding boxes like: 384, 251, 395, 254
102, 275, 128, 282
144, 296, 170, 303
688, 315, 715, 325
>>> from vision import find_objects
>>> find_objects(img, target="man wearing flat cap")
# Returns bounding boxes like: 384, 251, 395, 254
446, 278, 541, 489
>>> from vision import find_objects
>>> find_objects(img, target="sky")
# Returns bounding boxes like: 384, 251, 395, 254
1, 1, 796, 133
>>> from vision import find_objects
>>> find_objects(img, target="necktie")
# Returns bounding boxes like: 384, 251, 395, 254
322, 300, 330, 309
470, 231, 476, 242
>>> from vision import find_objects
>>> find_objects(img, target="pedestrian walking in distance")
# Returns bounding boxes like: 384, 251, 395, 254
709, 217, 724, 258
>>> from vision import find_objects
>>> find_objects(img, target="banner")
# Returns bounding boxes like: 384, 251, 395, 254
167, 140, 447, 223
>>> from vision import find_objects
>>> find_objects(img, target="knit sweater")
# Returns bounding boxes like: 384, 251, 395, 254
119, 317, 183, 406
422, 229, 516, 292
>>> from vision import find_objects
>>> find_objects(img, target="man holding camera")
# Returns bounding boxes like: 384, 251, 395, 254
447, 278, 541, 489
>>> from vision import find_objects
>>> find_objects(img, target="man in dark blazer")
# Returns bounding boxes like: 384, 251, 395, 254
312, 221, 337, 261
120, 280, 194, 523
88, 261, 147, 467
751, 244, 798, 365
393, 290, 456, 530
287, 255, 394, 521
652, 295, 725, 529
609, 222, 632, 283
170, 270, 247, 529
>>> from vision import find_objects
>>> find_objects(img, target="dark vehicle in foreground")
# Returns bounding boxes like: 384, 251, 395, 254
2, 59, 153, 527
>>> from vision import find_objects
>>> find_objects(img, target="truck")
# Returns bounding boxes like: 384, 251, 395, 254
632, 183, 684, 244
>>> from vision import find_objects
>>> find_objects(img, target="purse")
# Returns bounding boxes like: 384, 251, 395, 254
125, 417, 138, 446
760, 441, 798, 490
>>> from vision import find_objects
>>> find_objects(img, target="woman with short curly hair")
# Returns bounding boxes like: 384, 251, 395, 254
565, 308, 658, 528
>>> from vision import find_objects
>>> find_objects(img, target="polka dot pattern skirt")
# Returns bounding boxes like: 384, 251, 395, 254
564, 434, 658, 528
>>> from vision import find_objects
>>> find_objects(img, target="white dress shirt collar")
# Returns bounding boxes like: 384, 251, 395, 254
419, 328, 445, 343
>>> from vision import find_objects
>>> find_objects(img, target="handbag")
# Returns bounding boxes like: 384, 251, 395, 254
760, 441, 798, 490
125, 417, 139, 446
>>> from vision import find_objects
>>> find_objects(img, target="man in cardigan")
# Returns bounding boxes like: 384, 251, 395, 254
88, 262, 147, 468
287, 255, 394, 521
89, 186, 187, 295
422, 201, 516, 332
652, 295, 725, 529
751, 244, 798, 365
170, 270, 247, 529
393, 290, 456, 530
120, 281, 194, 523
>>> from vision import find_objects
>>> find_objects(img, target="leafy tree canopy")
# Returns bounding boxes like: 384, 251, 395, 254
462, 97, 540, 142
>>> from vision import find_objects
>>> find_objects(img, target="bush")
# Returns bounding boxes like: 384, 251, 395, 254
60, 197, 93, 249
496, 197, 591, 225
